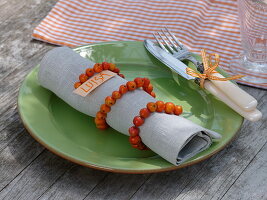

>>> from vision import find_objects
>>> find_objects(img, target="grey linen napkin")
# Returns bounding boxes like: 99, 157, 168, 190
38, 47, 221, 165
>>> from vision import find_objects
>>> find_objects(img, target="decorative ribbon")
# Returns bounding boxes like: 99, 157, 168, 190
186, 49, 245, 88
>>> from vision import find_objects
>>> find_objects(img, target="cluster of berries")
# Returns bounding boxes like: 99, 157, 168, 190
74, 62, 183, 150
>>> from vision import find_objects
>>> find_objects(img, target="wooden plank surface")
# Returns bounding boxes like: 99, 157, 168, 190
0, 1, 266, 200
221, 142, 267, 200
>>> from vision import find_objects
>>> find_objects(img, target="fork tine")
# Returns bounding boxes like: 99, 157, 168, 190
157, 32, 175, 54
161, 29, 180, 51
165, 27, 187, 50
153, 33, 168, 52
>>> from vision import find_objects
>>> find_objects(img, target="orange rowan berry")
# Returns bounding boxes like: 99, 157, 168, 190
118, 74, 125, 78
113, 67, 120, 73
129, 136, 141, 145
143, 78, 150, 87
165, 102, 175, 114
174, 105, 183, 115
156, 101, 165, 112
100, 104, 111, 113
96, 123, 109, 130
128, 126, 140, 137
131, 144, 139, 149
133, 116, 144, 127
112, 91, 122, 99
139, 108, 150, 118
150, 91, 156, 98
109, 63, 116, 71
105, 96, 116, 107
86, 68, 94, 77
94, 117, 106, 125
126, 81, 137, 91
119, 85, 128, 95
93, 63, 103, 73
134, 77, 144, 87
144, 83, 153, 93
74, 82, 82, 89
79, 74, 88, 83
147, 102, 157, 112
102, 62, 110, 70
96, 111, 107, 120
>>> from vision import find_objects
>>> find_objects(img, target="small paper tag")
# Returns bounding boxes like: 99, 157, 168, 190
73, 70, 116, 97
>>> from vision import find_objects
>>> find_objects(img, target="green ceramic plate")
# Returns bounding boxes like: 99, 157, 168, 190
18, 41, 243, 174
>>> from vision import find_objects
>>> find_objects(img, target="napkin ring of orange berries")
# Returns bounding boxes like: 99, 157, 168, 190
74, 62, 183, 150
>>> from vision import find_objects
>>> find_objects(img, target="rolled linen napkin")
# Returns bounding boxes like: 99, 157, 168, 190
38, 47, 221, 165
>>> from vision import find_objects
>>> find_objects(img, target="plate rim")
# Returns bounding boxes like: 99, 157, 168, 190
18, 41, 243, 174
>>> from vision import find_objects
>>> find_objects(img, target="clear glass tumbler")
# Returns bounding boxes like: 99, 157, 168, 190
229, 0, 267, 85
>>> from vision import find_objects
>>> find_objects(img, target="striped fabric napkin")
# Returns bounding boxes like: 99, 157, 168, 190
33, 0, 267, 89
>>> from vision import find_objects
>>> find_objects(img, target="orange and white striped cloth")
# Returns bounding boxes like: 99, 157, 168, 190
33, 0, 267, 89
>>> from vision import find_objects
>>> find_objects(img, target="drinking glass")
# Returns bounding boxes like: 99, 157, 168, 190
229, 0, 267, 85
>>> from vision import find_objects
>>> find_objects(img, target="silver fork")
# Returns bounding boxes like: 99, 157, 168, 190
153, 27, 204, 73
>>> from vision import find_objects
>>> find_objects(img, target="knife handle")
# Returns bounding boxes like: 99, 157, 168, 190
195, 60, 257, 111
209, 72, 257, 112
204, 81, 262, 122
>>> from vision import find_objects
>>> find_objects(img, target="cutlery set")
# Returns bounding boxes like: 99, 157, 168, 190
144, 28, 262, 121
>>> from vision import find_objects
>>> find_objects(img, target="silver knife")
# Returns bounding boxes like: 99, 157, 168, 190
144, 39, 262, 122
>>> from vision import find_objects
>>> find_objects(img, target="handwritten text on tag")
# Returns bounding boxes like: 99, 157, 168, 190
73, 70, 116, 97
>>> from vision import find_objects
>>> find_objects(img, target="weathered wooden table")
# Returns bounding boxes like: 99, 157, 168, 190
1, 1, 266, 200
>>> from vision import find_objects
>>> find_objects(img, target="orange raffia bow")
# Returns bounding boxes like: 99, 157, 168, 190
186, 49, 245, 88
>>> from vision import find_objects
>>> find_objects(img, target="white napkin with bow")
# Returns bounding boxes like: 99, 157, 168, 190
38, 47, 221, 165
